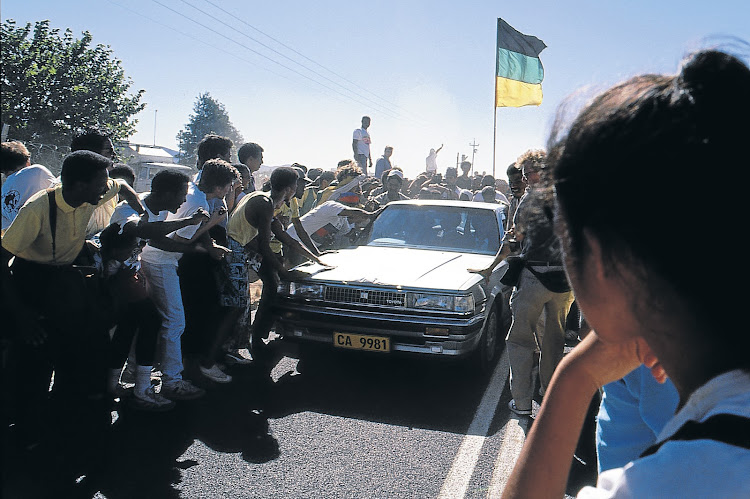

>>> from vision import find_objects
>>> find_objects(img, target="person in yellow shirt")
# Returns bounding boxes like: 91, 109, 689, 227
69, 128, 124, 237
224, 166, 325, 363
1, 150, 146, 450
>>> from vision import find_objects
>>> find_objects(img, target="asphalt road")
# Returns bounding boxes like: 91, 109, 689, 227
3, 338, 597, 498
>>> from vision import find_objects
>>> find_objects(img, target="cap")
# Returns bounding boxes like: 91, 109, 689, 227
292, 166, 313, 185
386, 169, 404, 180
315, 170, 335, 186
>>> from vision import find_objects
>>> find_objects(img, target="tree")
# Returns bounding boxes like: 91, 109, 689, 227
176, 93, 244, 167
1, 20, 145, 173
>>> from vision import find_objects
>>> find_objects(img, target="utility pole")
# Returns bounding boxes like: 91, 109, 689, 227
153, 109, 158, 146
469, 139, 479, 175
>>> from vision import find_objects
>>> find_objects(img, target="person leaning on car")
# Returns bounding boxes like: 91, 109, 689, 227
469, 149, 574, 416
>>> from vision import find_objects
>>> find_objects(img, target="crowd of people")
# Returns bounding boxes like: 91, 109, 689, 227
0, 126, 515, 432
2, 46, 748, 497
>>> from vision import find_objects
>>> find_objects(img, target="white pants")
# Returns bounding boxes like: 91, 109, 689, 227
506, 268, 574, 410
141, 261, 185, 382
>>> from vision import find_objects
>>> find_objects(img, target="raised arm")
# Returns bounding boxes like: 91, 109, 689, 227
502, 333, 657, 499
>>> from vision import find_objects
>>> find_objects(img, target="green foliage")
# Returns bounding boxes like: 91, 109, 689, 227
1, 20, 145, 173
176, 92, 243, 167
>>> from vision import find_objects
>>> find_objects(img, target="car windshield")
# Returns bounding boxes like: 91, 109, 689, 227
367, 204, 501, 255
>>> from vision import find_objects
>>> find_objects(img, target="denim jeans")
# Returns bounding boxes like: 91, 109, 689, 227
141, 261, 185, 382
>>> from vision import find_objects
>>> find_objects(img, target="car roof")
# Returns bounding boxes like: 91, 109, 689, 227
386, 199, 505, 213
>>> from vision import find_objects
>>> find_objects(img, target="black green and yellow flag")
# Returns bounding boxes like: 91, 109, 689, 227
495, 18, 547, 107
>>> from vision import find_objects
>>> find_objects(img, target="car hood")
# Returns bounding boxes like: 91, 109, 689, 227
297, 245, 493, 291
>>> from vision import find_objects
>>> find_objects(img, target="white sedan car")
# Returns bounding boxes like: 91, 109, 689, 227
273, 200, 512, 373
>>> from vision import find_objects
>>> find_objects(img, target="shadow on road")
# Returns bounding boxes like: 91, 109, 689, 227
2, 361, 279, 498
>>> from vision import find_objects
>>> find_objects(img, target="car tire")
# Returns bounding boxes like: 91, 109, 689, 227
473, 306, 500, 374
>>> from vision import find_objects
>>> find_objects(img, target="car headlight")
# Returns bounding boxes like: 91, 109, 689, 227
411, 293, 475, 312
289, 282, 324, 299
453, 294, 475, 312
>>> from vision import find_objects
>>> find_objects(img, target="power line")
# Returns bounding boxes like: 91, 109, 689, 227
106, 0, 300, 87
196, 0, 423, 122
150, 0, 405, 121
176, 0, 415, 123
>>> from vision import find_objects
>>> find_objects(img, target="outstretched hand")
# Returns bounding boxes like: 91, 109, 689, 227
208, 242, 230, 260
191, 207, 210, 224
468, 267, 492, 280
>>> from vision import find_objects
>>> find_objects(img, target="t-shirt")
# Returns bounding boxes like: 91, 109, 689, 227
578, 369, 750, 498
596, 366, 680, 473
1, 164, 56, 232
109, 193, 168, 272
110, 192, 168, 234
353, 127, 371, 156
286, 201, 352, 246
299, 187, 318, 217
372, 191, 409, 207
86, 196, 119, 237
374, 157, 391, 179
269, 196, 300, 254
140, 183, 207, 266
472, 190, 510, 204
227, 190, 266, 247
455, 175, 472, 190
514, 188, 561, 264
426, 151, 438, 172
2, 180, 121, 265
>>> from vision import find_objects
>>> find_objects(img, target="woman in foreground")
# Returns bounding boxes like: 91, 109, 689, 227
502, 48, 750, 498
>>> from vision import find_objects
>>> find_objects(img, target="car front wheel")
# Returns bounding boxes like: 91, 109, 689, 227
472, 306, 500, 374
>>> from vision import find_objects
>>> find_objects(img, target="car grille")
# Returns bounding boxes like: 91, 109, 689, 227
324, 286, 406, 307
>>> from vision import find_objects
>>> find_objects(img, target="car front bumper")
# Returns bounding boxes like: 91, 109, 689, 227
272, 300, 487, 357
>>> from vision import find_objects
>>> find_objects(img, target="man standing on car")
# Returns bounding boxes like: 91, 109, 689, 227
352, 116, 372, 175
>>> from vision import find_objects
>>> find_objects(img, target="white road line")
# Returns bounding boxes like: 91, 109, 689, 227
438, 349, 510, 499
486, 416, 528, 498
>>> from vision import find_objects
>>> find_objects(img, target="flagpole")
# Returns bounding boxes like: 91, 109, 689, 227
492, 18, 500, 178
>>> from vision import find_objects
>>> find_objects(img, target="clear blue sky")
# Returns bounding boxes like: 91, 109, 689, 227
3, 0, 748, 179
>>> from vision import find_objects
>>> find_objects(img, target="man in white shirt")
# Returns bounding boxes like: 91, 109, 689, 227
139, 159, 233, 399
286, 200, 380, 251
471, 174, 510, 204
352, 116, 372, 175
1, 141, 55, 234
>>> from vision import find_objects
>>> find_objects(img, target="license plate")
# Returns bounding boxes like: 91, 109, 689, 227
333, 332, 390, 353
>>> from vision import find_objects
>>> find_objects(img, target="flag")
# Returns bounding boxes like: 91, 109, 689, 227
495, 18, 547, 107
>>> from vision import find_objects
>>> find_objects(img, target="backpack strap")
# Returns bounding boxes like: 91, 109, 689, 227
640, 414, 750, 458
47, 188, 57, 263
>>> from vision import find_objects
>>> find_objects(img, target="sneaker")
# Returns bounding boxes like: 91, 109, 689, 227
508, 400, 532, 416
160, 379, 206, 400
120, 364, 136, 385
110, 383, 134, 398
131, 386, 176, 412
199, 364, 233, 384
224, 349, 252, 365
